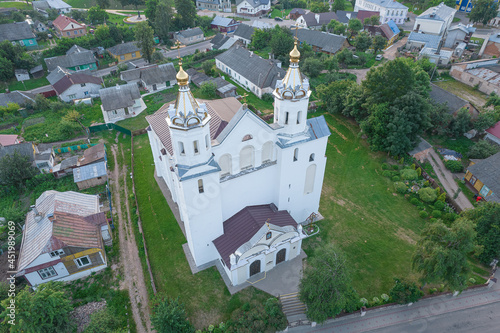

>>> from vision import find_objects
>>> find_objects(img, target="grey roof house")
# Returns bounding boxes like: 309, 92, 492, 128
465, 152, 500, 203
429, 83, 479, 117
0, 91, 35, 107
296, 11, 339, 29
215, 43, 286, 98
210, 33, 237, 50
120, 63, 177, 92
186, 68, 237, 98
73, 160, 108, 190
174, 27, 204, 45
44, 46, 97, 72
233, 24, 255, 45
296, 29, 348, 55
107, 41, 142, 62
99, 83, 146, 123
0, 22, 37, 49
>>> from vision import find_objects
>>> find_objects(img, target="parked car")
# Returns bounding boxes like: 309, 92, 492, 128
47, 33, 53, 39
274, 17, 283, 21
375, 54, 384, 61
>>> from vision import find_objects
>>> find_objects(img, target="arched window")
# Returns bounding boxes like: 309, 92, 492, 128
205, 134, 210, 150
198, 179, 204, 193
242, 134, 253, 141
304, 164, 316, 194
240, 146, 254, 170
262, 141, 273, 163
297, 111, 301, 124
219, 154, 232, 176
285, 112, 289, 125
309, 153, 315, 162
179, 142, 185, 155
193, 140, 199, 154
293, 148, 299, 162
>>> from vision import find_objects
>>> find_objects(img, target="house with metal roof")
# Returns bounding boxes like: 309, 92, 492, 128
73, 161, 108, 190
186, 68, 237, 98
289, 8, 306, 20
32, 0, 72, 14
464, 152, 500, 203
444, 23, 475, 48
296, 29, 348, 55
51, 72, 102, 102
354, 0, 408, 25
99, 83, 146, 123
53, 14, 86, 39
236, 0, 271, 16
45, 45, 97, 72
296, 11, 339, 30
120, 63, 177, 92
107, 41, 142, 63
196, 0, 231, 12
0, 91, 35, 107
450, 59, 500, 96
211, 16, 240, 33
413, 2, 456, 36
16, 190, 111, 287
215, 43, 286, 98
0, 22, 37, 49
174, 27, 204, 45
210, 33, 237, 50
233, 23, 255, 46
0, 135, 20, 147
485, 121, 500, 146
429, 83, 478, 117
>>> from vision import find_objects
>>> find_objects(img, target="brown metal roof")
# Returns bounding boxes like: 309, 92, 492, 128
52, 73, 102, 94
79, 143, 106, 166
52, 212, 103, 249
213, 204, 297, 268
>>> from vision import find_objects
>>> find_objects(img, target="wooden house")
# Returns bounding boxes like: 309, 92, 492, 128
464, 152, 500, 202
73, 160, 108, 190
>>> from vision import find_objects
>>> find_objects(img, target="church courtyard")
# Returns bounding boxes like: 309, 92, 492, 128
131, 110, 428, 326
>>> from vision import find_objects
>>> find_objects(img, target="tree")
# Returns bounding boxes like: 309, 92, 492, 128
96, 0, 110, 9
364, 15, 380, 25
317, 79, 357, 115
448, 108, 472, 137
353, 31, 372, 52
11, 11, 25, 22
467, 140, 500, 159
348, 18, 363, 37
155, 0, 174, 43
71, 9, 88, 22
428, 103, 453, 136
0, 282, 73, 332
331, 0, 346, 12
94, 25, 112, 45
299, 245, 358, 323
468, 0, 499, 25
463, 202, 500, 264
200, 81, 217, 98
87, 6, 109, 25
412, 219, 476, 291
145, 0, 158, 27
174, 0, 197, 29
135, 21, 155, 63
250, 28, 272, 50
474, 109, 499, 132
0, 150, 37, 188
310, 2, 330, 13
372, 35, 386, 54
327, 19, 347, 35
109, 25, 124, 44
389, 278, 423, 304
201, 60, 213, 76
150, 296, 194, 333
302, 57, 323, 77
270, 26, 294, 58
0, 57, 13, 82
418, 187, 437, 203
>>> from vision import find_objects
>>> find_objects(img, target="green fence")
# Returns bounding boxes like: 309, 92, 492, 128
53, 143, 97, 154
89, 123, 132, 136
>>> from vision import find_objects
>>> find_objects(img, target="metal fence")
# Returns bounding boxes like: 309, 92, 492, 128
53, 143, 97, 154
89, 123, 132, 136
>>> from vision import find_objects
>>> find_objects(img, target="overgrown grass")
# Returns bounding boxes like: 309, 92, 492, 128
65, 0, 145, 9
0, 77, 49, 93
0, 2, 30, 9
433, 76, 488, 106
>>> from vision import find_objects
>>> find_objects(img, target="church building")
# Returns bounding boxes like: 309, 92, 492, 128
146, 41, 330, 286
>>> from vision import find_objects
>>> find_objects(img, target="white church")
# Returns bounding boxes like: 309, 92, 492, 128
146, 41, 330, 286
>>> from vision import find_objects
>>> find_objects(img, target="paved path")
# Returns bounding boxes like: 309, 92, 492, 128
383, 37, 407, 60
427, 149, 474, 211
163, 40, 213, 59
287, 270, 498, 333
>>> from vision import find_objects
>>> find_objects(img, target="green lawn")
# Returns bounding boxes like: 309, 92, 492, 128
434, 76, 488, 106
132, 134, 274, 329
0, 76, 49, 94
65, 0, 145, 9
0, 2, 30, 9
303, 112, 426, 298
269, 8, 292, 18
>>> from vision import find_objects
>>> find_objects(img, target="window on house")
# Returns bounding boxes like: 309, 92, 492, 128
38, 266, 57, 279
470, 176, 477, 185
74, 256, 91, 268
131, 52, 136, 58
84, 91, 89, 95
297, 111, 301, 124
304, 164, 317, 194
193, 140, 199, 154
205, 134, 209, 149
49, 249, 65, 257
120, 55, 125, 60
266, 231, 272, 240
67, 32, 71, 36
179, 142, 185, 155
309, 153, 315, 162
285, 112, 289, 125
68, 94, 76, 99
74, 31, 78, 35
469, 77, 474, 83
293, 148, 298, 162
81, 83, 86, 87
240, 146, 254, 170
198, 179, 204, 193
80, 29, 83, 34
219, 154, 232, 176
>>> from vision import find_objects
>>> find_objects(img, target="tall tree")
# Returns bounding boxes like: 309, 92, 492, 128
317, 79, 357, 115
310, 2, 330, 13
155, 0, 174, 43
331, 0, 346, 12
412, 219, 476, 292
150, 296, 194, 333
135, 21, 155, 63
88, 6, 109, 25
347, 18, 363, 37
299, 245, 358, 323
145, 0, 158, 27
372, 35, 386, 54
468, 0, 499, 25
270, 25, 294, 58
353, 31, 372, 52
174, 0, 197, 29
0, 150, 37, 188
96, 0, 110, 9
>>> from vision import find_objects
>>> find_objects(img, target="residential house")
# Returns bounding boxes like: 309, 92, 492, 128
73, 161, 108, 190
289, 8, 306, 20
215, 43, 286, 98
107, 41, 142, 62
120, 63, 177, 92
296, 11, 339, 30
444, 24, 475, 48
464, 152, 500, 202
429, 83, 479, 117
485, 121, 500, 146
32, 0, 72, 14
336, 10, 380, 25
355, 9, 380, 24
354, 0, 408, 24
489, 11, 500, 26
0, 135, 20, 147
78, 143, 106, 167
52, 72, 102, 102
408, 137, 432, 163
296, 29, 348, 55
366, 20, 400, 46
0, 22, 38, 49
15, 69, 30, 82
16, 190, 111, 287
456, 0, 473, 13
99, 83, 146, 123
52, 155, 78, 178
482, 33, 500, 58
33, 20, 47, 32
196, 0, 231, 12
45, 45, 97, 72
233, 24, 255, 46
210, 33, 237, 50
53, 15, 86, 38
47, 66, 74, 85
236, 0, 271, 16
450, 59, 500, 95
0, 142, 35, 169
211, 16, 240, 33
174, 27, 204, 45
30, 65, 44, 79
0, 90, 35, 107
406, 31, 452, 64
186, 68, 237, 98
413, 2, 456, 36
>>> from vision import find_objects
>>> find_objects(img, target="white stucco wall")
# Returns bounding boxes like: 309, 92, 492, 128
59, 83, 101, 102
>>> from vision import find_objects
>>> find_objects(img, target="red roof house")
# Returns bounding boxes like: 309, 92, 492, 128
0, 134, 20, 147
485, 121, 500, 145
53, 15, 87, 38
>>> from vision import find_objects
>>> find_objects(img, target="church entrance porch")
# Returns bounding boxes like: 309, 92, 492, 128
276, 248, 286, 265
250, 259, 261, 276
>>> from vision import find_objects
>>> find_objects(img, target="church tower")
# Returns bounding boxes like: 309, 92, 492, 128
273, 33, 311, 135
166, 58, 223, 266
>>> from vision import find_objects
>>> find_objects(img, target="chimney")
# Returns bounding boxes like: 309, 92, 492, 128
116, 83, 120, 89
30, 205, 38, 216
250, 51, 253, 56
230, 254, 236, 266
315, 14, 320, 24
47, 213, 55, 222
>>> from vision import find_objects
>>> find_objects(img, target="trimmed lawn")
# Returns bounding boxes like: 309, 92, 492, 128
0, 77, 49, 94
132, 134, 274, 329
0, 2, 30, 9
269, 8, 292, 18
303, 112, 425, 298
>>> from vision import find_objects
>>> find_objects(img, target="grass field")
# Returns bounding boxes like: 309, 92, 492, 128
0, 77, 49, 94
0, 2, 31, 9
434, 76, 488, 107
65, 0, 145, 9
269, 8, 292, 18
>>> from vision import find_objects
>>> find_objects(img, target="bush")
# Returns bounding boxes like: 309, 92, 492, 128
394, 182, 407, 194
410, 164, 416, 170
444, 160, 463, 173
431, 210, 442, 218
434, 200, 445, 211
392, 164, 399, 170
262, 93, 274, 103
389, 278, 423, 304
84, 308, 122, 333
419, 211, 429, 219
468, 140, 500, 159
438, 193, 447, 202
424, 180, 430, 187
430, 218, 437, 223
392, 176, 400, 182
382, 170, 391, 177
410, 198, 420, 206
401, 169, 418, 180
416, 168, 422, 177
419, 187, 437, 203
381, 163, 389, 170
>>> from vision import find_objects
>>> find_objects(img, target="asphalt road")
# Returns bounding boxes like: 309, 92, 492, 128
162, 40, 213, 59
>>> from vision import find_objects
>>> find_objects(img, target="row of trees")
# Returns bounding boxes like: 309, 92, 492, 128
0, 41, 37, 82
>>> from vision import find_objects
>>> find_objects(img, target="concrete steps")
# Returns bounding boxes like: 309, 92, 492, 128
280, 292, 309, 326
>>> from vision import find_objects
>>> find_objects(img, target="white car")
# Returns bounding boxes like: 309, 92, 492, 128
375, 54, 384, 61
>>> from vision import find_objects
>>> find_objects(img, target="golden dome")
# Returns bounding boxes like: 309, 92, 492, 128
176, 60, 189, 85
290, 41, 300, 63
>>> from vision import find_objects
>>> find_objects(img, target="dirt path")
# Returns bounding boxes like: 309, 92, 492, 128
339, 68, 370, 84
110, 141, 152, 333
427, 149, 474, 211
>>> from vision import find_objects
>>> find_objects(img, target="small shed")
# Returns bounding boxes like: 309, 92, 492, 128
15, 69, 30, 81
408, 137, 432, 162
73, 161, 108, 190
30, 65, 44, 79
485, 121, 500, 145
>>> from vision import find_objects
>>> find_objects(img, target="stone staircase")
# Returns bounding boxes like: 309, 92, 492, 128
279, 292, 309, 327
